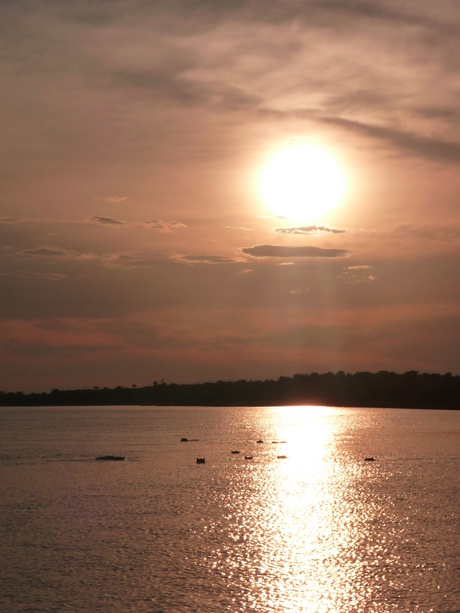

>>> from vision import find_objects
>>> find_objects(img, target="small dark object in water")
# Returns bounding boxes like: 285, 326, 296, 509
256, 439, 264, 444
95, 455, 125, 461
277, 455, 287, 459
231, 450, 240, 454
181, 438, 188, 442
364, 457, 375, 461
244, 456, 253, 460
196, 457, 205, 464
272, 441, 278, 444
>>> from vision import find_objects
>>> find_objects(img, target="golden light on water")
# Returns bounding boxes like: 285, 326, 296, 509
214, 406, 393, 612
260, 145, 345, 221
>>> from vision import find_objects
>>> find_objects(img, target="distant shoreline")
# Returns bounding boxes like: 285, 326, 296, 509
1, 371, 459, 409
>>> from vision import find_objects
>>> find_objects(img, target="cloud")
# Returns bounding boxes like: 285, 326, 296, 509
19, 247, 70, 258
16, 245, 99, 263
274, 225, 346, 235
0, 218, 18, 224
242, 245, 350, 258
0, 271, 66, 282
290, 287, 310, 295
90, 216, 187, 232
223, 226, 254, 231
338, 266, 376, 284
178, 254, 243, 264
91, 216, 127, 226
393, 224, 460, 241
321, 116, 460, 163
97, 196, 127, 203
111, 64, 261, 111
101, 253, 168, 269
142, 219, 187, 232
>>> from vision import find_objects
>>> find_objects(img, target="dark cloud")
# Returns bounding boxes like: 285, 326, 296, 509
242, 245, 350, 258
111, 65, 260, 110
179, 254, 242, 264
308, 0, 456, 32
90, 217, 187, 232
0, 271, 66, 282
274, 225, 346, 235
19, 247, 70, 258
320, 116, 460, 163
91, 216, 127, 226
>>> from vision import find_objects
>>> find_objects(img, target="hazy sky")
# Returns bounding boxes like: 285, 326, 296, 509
1, 0, 459, 392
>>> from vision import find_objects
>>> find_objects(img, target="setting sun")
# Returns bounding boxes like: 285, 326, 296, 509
260, 144, 345, 221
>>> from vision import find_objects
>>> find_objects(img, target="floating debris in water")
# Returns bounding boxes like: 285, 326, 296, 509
196, 458, 205, 464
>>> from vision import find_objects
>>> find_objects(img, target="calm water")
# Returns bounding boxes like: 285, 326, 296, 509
0, 406, 459, 613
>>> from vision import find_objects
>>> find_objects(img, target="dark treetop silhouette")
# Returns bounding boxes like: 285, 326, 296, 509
0, 371, 458, 409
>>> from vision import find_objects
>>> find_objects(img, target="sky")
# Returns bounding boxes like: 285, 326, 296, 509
1, 0, 459, 392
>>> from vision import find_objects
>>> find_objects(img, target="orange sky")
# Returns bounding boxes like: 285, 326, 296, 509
1, 0, 459, 391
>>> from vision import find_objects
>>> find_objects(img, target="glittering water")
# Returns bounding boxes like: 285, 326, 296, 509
0, 406, 459, 613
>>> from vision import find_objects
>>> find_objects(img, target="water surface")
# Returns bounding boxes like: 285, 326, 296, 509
1, 406, 459, 612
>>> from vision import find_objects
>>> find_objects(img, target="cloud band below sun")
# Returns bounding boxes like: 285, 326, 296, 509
274, 225, 346, 235
242, 245, 350, 258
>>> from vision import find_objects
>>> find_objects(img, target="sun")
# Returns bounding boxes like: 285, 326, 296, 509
260, 144, 345, 221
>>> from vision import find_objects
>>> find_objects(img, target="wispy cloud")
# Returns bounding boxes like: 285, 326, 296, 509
321, 117, 460, 163
142, 219, 187, 232
97, 196, 127, 203
338, 265, 377, 284
17, 246, 98, 262
0, 271, 66, 282
101, 253, 168, 269
90, 216, 187, 232
290, 287, 310, 295
0, 218, 18, 224
393, 224, 460, 241
223, 226, 254, 231
177, 254, 243, 264
242, 245, 350, 258
19, 247, 71, 258
274, 225, 346, 235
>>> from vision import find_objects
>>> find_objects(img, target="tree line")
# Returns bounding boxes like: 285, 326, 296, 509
0, 371, 459, 408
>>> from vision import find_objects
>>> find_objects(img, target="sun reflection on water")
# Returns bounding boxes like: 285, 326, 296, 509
212, 406, 392, 613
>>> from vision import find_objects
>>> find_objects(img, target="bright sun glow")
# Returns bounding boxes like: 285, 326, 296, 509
260, 144, 345, 221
